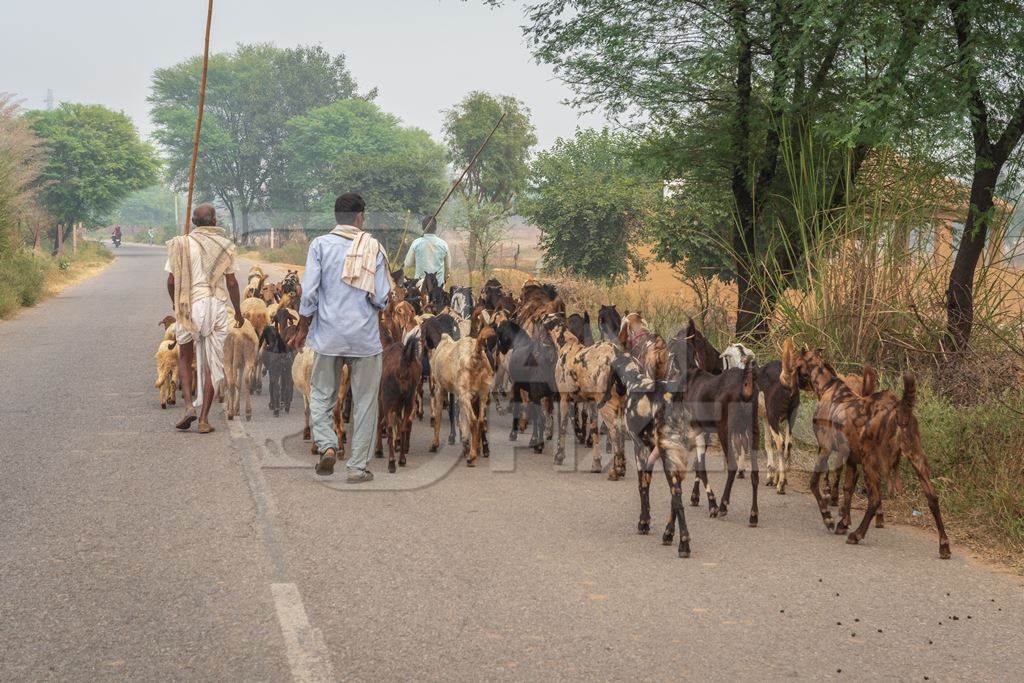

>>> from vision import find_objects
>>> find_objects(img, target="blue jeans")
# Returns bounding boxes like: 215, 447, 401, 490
309, 352, 381, 472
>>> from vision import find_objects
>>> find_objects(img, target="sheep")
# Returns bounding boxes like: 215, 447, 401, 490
223, 319, 259, 421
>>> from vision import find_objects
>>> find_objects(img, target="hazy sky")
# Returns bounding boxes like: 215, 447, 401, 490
2, 0, 606, 150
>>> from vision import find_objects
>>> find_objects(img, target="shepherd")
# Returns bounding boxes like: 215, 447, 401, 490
290, 193, 392, 481
404, 216, 451, 287
165, 204, 244, 434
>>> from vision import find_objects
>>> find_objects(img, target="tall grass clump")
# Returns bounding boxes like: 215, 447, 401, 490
0, 93, 50, 317
902, 383, 1024, 563
754, 133, 1024, 391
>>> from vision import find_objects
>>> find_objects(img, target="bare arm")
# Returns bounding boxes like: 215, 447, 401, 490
225, 273, 244, 327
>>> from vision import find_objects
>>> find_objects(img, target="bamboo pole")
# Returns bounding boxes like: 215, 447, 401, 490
429, 111, 506, 225
183, 0, 214, 235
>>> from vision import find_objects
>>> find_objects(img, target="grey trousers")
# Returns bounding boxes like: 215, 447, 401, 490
309, 352, 381, 473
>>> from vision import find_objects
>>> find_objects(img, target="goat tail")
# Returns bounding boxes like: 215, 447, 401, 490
899, 372, 917, 425
402, 333, 420, 366
741, 358, 756, 401
861, 365, 878, 396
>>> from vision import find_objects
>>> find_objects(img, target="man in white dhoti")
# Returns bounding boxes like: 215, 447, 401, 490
165, 204, 244, 434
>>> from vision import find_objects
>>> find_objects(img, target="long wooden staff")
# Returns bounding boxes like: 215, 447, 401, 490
183, 0, 214, 235
430, 110, 507, 224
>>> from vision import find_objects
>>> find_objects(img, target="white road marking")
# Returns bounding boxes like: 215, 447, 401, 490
270, 582, 335, 683
226, 413, 333, 681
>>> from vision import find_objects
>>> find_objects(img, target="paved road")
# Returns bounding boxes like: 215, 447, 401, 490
1, 243, 1022, 681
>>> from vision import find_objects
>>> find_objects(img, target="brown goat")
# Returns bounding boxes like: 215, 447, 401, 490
375, 331, 423, 473
787, 346, 950, 558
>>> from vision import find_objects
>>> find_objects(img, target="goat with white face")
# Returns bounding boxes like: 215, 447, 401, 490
720, 343, 756, 370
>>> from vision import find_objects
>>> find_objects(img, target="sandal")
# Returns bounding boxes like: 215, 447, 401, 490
315, 448, 337, 476
198, 421, 215, 434
175, 412, 197, 431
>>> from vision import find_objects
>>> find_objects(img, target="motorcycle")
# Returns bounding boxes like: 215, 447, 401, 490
112, 234, 122, 248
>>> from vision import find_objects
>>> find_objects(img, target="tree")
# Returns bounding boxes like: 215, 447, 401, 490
113, 185, 180, 230
149, 44, 368, 240
282, 99, 448, 247
522, 128, 655, 282
940, 0, 1024, 352
497, 0, 937, 337
443, 92, 536, 274
26, 103, 158, 251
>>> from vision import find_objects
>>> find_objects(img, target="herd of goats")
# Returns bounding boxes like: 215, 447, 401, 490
153, 265, 951, 560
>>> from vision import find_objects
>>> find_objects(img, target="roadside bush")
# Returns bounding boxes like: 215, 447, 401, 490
902, 383, 1024, 562
0, 251, 48, 317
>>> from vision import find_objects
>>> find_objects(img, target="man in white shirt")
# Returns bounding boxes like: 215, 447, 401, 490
165, 204, 244, 434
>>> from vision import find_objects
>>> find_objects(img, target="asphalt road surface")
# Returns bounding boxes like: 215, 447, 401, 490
1, 242, 1021, 681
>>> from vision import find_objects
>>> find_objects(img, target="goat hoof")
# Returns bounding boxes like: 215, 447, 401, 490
835, 523, 848, 535
749, 513, 759, 527
228, 414, 234, 421
590, 463, 603, 474
160, 403, 167, 409
776, 486, 786, 495
678, 543, 691, 558
466, 459, 475, 468
737, 470, 745, 479
661, 530, 673, 545
509, 431, 518, 441
607, 470, 620, 481
637, 521, 650, 535
585, 437, 593, 448
302, 429, 311, 441
532, 443, 543, 454
448, 435, 456, 445
429, 444, 438, 453
374, 450, 383, 458
690, 495, 700, 507
274, 410, 280, 417
709, 507, 719, 518
846, 533, 860, 545
825, 520, 836, 531
939, 543, 951, 559
245, 413, 251, 422
399, 457, 406, 467
388, 462, 396, 474
554, 451, 565, 465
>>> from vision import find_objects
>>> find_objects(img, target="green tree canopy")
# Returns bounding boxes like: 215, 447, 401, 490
281, 99, 448, 239
442, 91, 536, 275
496, 0, 942, 336
149, 43, 368, 238
26, 103, 158, 236
113, 185, 179, 229
442, 91, 536, 210
523, 128, 656, 283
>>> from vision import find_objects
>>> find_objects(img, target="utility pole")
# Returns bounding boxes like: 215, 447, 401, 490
45, 89, 54, 111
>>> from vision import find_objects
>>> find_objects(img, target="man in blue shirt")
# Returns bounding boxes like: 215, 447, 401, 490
404, 216, 451, 286
291, 193, 391, 481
